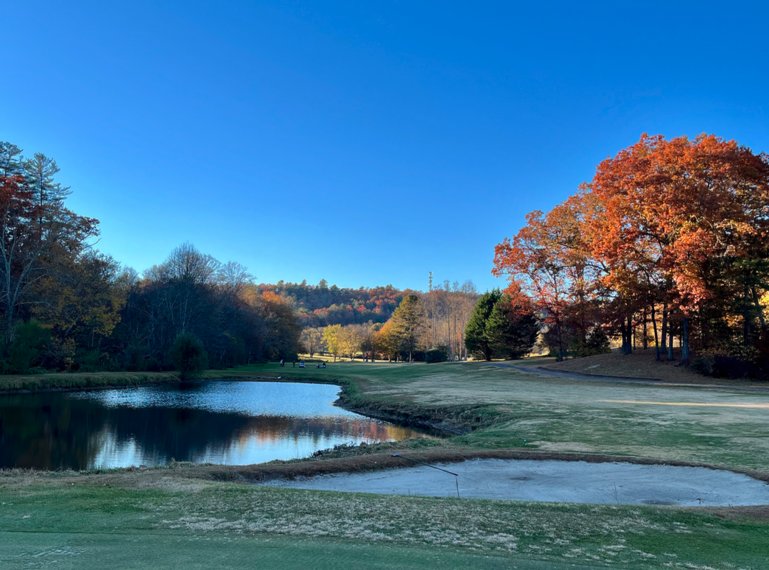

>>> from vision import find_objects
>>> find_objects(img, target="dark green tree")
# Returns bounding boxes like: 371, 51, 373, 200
5, 320, 51, 373
466, 289, 538, 361
487, 294, 538, 359
465, 290, 502, 361
170, 333, 208, 380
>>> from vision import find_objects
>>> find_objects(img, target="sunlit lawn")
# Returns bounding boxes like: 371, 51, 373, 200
2, 361, 769, 568
212, 360, 769, 471
2, 476, 768, 569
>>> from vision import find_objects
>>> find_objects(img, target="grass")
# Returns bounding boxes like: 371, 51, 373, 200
213, 360, 769, 471
3, 359, 769, 567
0, 370, 175, 392
1, 475, 768, 569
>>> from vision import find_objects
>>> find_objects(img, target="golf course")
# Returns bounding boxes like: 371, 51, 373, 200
2, 356, 768, 569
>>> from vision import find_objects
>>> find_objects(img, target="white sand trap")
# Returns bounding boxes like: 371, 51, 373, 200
265, 459, 769, 506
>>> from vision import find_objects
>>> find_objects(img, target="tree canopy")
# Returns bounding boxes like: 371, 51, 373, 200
494, 134, 769, 374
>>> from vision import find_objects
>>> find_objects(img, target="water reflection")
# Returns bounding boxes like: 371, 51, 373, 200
0, 381, 419, 470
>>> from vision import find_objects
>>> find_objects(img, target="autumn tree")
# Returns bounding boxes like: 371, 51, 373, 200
373, 319, 400, 361
385, 294, 426, 362
423, 280, 477, 359
494, 194, 600, 360
585, 134, 769, 363
0, 142, 98, 347
300, 326, 324, 357
322, 324, 342, 361
495, 133, 769, 372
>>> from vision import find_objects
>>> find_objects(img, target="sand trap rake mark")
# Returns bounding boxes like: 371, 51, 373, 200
391, 453, 460, 498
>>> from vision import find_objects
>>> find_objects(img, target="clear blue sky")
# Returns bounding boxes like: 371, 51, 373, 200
2, 1, 767, 291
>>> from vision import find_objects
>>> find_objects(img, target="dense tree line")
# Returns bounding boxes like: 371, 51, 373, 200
494, 134, 769, 377
258, 281, 403, 327
0, 142, 300, 373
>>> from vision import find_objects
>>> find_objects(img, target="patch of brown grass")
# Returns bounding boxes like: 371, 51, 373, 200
542, 349, 749, 385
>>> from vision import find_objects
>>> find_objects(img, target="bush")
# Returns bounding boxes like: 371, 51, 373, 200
5, 321, 51, 374
691, 352, 760, 379
569, 326, 610, 358
170, 333, 208, 380
424, 346, 449, 363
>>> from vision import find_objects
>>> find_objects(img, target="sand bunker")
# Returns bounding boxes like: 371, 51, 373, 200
265, 458, 769, 506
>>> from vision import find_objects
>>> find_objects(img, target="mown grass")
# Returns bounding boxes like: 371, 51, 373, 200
1, 477, 767, 569
216, 361, 769, 471
3, 360, 769, 567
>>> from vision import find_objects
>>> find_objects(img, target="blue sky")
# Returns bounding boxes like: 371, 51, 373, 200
2, 1, 767, 291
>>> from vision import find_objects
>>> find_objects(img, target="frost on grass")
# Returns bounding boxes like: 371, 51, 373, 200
150, 487, 729, 567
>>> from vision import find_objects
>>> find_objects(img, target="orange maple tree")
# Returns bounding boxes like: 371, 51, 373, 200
495, 134, 769, 367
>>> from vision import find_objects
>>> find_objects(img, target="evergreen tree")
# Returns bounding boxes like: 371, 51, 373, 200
487, 294, 538, 359
466, 290, 538, 361
465, 290, 501, 361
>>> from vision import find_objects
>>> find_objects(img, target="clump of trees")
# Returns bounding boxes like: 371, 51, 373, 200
465, 288, 538, 361
494, 134, 769, 377
297, 279, 480, 363
0, 141, 301, 374
422, 279, 477, 360
114, 244, 301, 371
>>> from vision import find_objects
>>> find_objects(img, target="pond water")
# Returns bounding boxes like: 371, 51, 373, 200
265, 458, 769, 507
0, 381, 420, 470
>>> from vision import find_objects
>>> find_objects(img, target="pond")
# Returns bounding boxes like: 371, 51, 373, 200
0, 381, 421, 470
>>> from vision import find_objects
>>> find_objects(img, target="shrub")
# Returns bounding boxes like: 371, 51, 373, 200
5, 321, 51, 374
170, 333, 208, 380
424, 346, 449, 363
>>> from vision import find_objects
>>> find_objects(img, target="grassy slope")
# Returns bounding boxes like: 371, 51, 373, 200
3, 361, 769, 568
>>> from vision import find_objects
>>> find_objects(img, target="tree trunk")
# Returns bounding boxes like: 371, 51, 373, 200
651, 304, 660, 360
667, 319, 674, 361
743, 284, 752, 347
681, 317, 690, 365
621, 314, 632, 355
660, 303, 668, 359
642, 307, 648, 350
752, 286, 767, 330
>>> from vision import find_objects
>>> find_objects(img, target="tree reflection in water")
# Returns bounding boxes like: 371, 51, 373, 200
0, 382, 420, 470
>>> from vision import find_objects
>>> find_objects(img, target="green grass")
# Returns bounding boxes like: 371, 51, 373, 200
1, 478, 767, 569
3, 360, 769, 567
214, 361, 769, 471
0, 370, 175, 392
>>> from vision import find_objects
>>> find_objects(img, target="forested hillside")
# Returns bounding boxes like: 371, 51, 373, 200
258, 281, 404, 326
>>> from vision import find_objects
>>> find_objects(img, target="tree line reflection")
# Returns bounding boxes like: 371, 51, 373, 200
0, 389, 418, 470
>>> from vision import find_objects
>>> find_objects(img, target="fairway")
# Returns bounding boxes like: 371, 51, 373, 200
218, 361, 769, 471
2, 361, 769, 568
